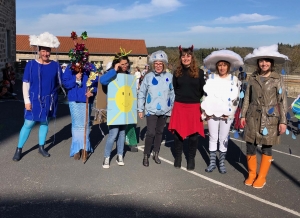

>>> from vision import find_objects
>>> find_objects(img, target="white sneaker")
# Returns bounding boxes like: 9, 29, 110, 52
116, 155, 125, 166
102, 157, 110, 169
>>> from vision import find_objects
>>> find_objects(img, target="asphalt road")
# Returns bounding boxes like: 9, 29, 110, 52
0, 81, 300, 218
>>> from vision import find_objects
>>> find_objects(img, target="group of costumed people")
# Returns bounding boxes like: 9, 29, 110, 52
11, 31, 297, 189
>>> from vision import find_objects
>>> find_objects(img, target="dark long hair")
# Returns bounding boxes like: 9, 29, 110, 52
109, 53, 130, 72
175, 45, 198, 78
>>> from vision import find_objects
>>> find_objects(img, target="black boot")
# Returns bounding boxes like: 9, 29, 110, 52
12, 148, 22, 161
38, 145, 50, 157
152, 151, 161, 164
173, 132, 183, 169
143, 154, 149, 167
187, 158, 195, 171
187, 134, 198, 171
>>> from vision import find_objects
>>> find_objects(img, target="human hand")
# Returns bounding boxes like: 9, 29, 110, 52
278, 124, 286, 135
240, 118, 246, 128
114, 63, 121, 71
138, 112, 144, 119
76, 73, 82, 81
25, 103, 32, 110
85, 91, 94, 98
11, 80, 15, 85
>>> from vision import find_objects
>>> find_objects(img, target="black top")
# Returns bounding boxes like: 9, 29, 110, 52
173, 67, 205, 103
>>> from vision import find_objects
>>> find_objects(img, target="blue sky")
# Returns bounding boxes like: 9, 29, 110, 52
16, 0, 300, 48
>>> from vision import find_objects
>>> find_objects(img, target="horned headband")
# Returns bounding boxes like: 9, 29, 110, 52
179, 45, 194, 53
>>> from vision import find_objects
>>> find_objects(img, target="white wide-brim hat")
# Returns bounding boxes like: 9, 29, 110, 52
29, 32, 60, 48
244, 44, 290, 65
203, 50, 244, 72
61, 63, 67, 67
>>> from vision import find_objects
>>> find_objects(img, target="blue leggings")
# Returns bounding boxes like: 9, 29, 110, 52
17, 119, 49, 148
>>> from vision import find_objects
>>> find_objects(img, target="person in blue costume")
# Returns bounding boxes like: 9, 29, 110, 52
12, 32, 62, 161
62, 64, 97, 160
100, 50, 131, 169
138, 50, 175, 167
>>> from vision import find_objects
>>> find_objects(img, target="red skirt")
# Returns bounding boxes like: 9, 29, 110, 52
168, 101, 205, 139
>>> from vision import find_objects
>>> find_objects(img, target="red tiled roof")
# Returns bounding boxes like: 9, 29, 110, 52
16, 35, 148, 56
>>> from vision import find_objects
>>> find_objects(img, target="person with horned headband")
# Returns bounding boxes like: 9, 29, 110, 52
138, 50, 175, 167
241, 44, 288, 188
12, 32, 63, 161
100, 48, 132, 169
62, 31, 98, 161
201, 50, 243, 174
168, 45, 206, 171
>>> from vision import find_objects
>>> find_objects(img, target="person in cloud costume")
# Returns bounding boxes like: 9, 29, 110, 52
201, 50, 243, 174
241, 44, 288, 188
138, 50, 175, 167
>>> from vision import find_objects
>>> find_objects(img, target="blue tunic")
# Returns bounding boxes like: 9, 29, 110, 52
23, 60, 62, 122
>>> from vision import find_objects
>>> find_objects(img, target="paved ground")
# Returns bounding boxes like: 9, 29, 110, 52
0, 80, 300, 218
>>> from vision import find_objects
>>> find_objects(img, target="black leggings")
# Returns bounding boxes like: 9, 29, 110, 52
246, 142, 272, 156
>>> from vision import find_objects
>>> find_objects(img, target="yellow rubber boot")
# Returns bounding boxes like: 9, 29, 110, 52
252, 154, 272, 189
244, 155, 257, 186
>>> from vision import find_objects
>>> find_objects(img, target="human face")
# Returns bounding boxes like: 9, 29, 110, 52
217, 61, 229, 77
119, 59, 129, 72
154, 61, 164, 73
39, 47, 51, 63
181, 53, 192, 67
258, 59, 271, 73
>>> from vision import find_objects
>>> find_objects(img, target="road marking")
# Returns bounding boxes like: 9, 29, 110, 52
229, 138, 300, 159
137, 143, 300, 217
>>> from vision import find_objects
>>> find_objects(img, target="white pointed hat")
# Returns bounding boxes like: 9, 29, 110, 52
203, 50, 244, 72
244, 44, 290, 65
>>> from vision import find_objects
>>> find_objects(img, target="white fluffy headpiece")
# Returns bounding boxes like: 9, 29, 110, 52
29, 32, 60, 48
203, 50, 244, 72
244, 44, 290, 65
149, 50, 168, 64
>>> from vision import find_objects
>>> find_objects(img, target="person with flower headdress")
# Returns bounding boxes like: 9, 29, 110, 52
201, 50, 243, 174
241, 44, 288, 188
138, 50, 175, 167
168, 45, 205, 171
12, 32, 63, 161
100, 48, 132, 169
62, 31, 98, 161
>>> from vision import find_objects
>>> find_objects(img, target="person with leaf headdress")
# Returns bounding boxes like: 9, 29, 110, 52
99, 48, 132, 169
62, 31, 98, 161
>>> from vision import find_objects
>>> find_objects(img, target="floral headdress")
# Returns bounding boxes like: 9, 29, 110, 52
68, 31, 93, 73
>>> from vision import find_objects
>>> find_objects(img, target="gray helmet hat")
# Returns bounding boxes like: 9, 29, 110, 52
149, 50, 168, 64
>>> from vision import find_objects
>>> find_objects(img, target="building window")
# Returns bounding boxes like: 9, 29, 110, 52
5, 30, 11, 59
